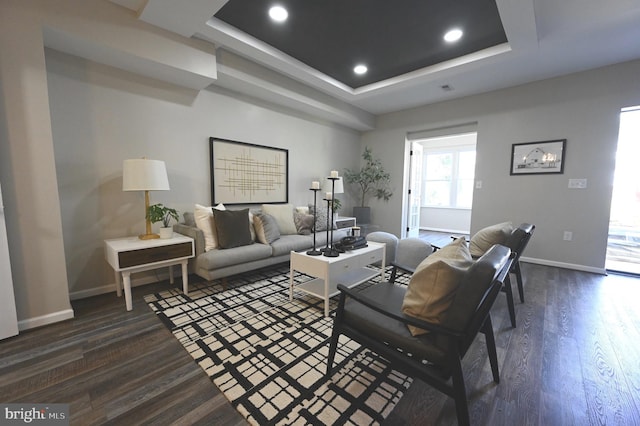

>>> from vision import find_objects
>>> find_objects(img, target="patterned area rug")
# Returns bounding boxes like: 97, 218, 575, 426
145, 264, 413, 425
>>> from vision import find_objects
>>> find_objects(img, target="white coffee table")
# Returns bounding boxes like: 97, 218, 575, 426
289, 241, 386, 317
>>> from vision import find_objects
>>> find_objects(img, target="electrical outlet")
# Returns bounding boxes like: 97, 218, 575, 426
563, 231, 573, 241
475, 180, 482, 189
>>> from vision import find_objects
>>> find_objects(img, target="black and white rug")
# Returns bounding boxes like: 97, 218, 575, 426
145, 264, 413, 425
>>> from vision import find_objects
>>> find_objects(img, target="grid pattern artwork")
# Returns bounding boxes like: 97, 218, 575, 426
210, 137, 288, 204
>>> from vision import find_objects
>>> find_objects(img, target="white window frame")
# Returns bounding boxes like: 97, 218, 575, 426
421, 142, 476, 209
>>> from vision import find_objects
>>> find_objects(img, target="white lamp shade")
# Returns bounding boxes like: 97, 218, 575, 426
122, 159, 170, 191
324, 177, 344, 194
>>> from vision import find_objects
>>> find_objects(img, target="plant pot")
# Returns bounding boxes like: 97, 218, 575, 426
353, 206, 371, 224
159, 227, 173, 239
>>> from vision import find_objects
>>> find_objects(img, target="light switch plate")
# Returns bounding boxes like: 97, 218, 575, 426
568, 178, 587, 189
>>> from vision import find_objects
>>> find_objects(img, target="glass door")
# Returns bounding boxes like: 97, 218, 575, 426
606, 106, 640, 274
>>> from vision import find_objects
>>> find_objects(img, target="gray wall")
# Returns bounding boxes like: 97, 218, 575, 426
45, 49, 360, 299
0, 0, 361, 328
363, 59, 640, 272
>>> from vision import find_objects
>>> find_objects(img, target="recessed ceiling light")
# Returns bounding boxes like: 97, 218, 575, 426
269, 5, 288, 22
353, 64, 368, 75
444, 28, 463, 43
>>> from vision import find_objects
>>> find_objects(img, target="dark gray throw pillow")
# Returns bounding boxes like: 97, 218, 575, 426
212, 208, 253, 249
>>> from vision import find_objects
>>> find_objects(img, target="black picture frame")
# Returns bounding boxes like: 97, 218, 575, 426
510, 139, 566, 175
209, 137, 289, 205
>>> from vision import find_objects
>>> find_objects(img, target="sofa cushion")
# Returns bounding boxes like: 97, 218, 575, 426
402, 237, 472, 336
262, 204, 297, 235
196, 243, 273, 270
293, 211, 314, 235
270, 234, 316, 256
194, 203, 225, 251
469, 221, 513, 257
254, 213, 281, 244
213, 208, 253, 249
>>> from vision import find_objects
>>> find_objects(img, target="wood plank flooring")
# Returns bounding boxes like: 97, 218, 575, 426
1, 255, 640, 425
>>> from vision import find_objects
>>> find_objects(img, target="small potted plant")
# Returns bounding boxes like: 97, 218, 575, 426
147, 203, 179, 239
331, 198, 341, 216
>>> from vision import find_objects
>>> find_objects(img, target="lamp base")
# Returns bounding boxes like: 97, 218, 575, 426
139, 233, 160, 240
306, 249, 322, 256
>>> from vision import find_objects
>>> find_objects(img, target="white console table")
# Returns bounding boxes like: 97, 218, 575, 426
104, 234, 194, 311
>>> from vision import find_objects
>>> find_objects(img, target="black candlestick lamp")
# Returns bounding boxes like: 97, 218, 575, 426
306, 186, 322, 256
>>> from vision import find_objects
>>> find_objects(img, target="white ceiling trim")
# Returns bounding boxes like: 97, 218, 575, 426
111, 0, 640, 117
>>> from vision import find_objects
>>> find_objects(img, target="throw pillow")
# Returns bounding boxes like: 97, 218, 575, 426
212, 208, 253, 249
469, 221, 513, 258
293, 211, 314, 235
194, 203, 225, 251
248, 211, 257, 241
308, 204, 334, 232
401, 237, 473, 336
254, 213, 281, 244
261, 204, 297, 235
183, 212, 196, 227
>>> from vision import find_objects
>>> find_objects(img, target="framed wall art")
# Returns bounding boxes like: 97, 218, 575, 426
510, 139, 566, 175
209, 137, 289, 205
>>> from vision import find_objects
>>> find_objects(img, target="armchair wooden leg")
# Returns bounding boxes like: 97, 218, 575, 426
326, 293, 347, 378
450, 358, 470, 426
502, 274, 517, 328
515, 262, 525, 303
482, 315, 500, 383
326, 330, 339, 379
389, 266, 398, 283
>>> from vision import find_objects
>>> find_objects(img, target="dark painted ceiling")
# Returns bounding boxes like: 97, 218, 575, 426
214, 0, 507, 88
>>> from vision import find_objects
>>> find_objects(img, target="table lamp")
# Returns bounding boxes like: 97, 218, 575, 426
122, 158, 170, 239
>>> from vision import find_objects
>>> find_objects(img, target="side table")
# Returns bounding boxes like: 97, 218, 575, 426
104, 234, 194, 311
335, 216, 356, 229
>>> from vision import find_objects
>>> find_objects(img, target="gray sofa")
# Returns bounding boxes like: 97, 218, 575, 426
174, 212, 349, 281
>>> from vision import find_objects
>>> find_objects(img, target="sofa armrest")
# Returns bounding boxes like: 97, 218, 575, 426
174, 223, 205, 256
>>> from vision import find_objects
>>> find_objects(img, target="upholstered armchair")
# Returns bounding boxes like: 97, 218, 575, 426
326, 244, 512, 426
389, 237, 435, 283
468, 222, 535, 328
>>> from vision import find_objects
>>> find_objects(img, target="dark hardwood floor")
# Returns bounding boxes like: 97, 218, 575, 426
2, 254, 640, 425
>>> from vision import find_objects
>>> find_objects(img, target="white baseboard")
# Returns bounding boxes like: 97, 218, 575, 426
18, 308, 75, 331
69, 271, 172, 300
420, 227, 469, 235
520, 256, 606, 275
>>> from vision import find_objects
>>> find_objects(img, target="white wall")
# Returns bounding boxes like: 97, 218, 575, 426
421, 208, 470, 234
363, 60, 640, 272
45, 49, 360, 298
0, 0, 74, 328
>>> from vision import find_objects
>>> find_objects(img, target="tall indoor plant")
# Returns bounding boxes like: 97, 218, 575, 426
343, 147, 392, 224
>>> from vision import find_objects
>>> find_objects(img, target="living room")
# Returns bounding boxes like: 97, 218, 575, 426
2, 0, 639, 327
1, 0, 640, 424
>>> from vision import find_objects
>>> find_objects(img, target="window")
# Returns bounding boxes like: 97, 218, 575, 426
422, 145, 476, 208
